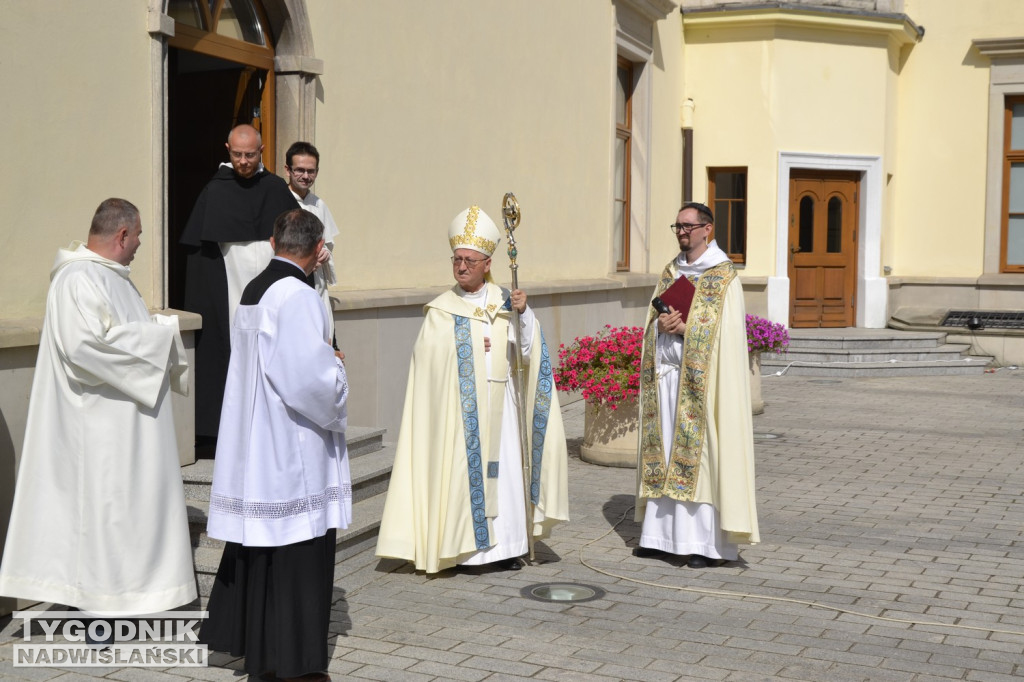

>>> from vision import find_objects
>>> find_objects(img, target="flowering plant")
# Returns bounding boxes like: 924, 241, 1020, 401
554, 325, 642, 409
746, 314, 789, 354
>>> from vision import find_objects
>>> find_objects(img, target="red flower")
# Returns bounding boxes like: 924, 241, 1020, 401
553, 325, 643, 408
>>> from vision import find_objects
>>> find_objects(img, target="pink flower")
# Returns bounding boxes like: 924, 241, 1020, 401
745, 315, 789, 354
553, 325, 643, 409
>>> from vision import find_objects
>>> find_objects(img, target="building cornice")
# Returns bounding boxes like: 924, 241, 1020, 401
682, 4, 922, 46
618, 0, 679, 22
973, 37, 1024, 60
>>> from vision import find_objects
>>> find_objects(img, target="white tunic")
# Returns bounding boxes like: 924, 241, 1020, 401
0, 243, 195, 614
292, 189, 339, 325
457, 286, 534, 565
206, 266, 351, 547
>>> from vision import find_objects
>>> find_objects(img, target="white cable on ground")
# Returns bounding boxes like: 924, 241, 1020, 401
577, 506, 1024, 637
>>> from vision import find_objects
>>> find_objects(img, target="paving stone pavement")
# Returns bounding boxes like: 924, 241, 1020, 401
2, 369, 1024, 681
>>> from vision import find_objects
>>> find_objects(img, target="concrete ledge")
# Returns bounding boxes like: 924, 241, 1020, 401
327, 275, 662, 312
888, 273, 1024, 289
0, 308, 202, 350
328, 273, 764, 312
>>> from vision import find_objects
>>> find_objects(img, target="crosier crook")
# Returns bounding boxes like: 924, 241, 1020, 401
502, 192, 535, 563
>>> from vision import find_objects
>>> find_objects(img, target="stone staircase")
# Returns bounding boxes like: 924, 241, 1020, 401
760, 329, 995, 377
182, 426, 395, 597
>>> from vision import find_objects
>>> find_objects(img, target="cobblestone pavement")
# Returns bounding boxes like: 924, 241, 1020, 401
2, 370, 1024, 680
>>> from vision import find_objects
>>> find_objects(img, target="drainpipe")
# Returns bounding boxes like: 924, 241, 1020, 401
682, 98, 695, 202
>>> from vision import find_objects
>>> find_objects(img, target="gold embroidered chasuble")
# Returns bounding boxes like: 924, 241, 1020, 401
634, 258, 759, 546
638, 260, 735, 500
375, 283, 569, 573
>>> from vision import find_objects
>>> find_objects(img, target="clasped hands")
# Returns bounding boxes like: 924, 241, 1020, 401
657, 307, 686, 336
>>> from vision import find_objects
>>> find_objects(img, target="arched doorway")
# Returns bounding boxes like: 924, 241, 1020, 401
165, 0, 277, 309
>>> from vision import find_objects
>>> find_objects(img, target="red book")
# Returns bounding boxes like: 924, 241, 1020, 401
655, 276, 696, 322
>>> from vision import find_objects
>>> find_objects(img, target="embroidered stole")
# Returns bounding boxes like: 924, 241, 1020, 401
638, 260, 735, 501
453, 301, 556, 549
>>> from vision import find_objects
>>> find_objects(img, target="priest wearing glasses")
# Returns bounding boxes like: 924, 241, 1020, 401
376, 205, 569, 574
634, 201, 759, 568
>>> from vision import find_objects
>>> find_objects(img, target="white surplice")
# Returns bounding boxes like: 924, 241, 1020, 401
206, 265, 351, 547
291, 188, 339, 325
0, 243, 195, 615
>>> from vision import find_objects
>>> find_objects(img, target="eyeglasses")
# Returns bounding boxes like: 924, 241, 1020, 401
229, 150, 260, 161
670, 222, 708, 233
289, 167, 318, 176
451, 256, 489, 267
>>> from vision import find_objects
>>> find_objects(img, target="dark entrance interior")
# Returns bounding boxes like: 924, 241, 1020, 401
167, 47, 268, 309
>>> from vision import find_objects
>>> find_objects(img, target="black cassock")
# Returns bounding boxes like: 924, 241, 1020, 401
179, 165, 298, 438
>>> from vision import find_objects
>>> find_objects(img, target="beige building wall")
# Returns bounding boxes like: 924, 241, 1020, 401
304, 0, 681, 431
0, 2, 176, 618
684, 14, 901, 280
682, 8, 912, 329
892, 0, 1021, 278
0, 1, 161, 317
885, 0, 1024, 327
649, 10, 689, 267
309, 0, 620, 291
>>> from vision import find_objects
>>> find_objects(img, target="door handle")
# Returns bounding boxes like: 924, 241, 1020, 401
790, 244, 801, 254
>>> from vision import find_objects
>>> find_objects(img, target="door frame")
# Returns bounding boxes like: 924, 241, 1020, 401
147, 0, 322, 308
769, 152, 886, 328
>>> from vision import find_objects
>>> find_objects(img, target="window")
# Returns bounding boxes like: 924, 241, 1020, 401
1002, 96, 1024, 272
613, 58, 633, 271
708, 168, 747, 264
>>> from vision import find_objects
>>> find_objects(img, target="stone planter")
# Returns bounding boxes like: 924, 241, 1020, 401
580, 398, 639, 468
750, 351, 765, 415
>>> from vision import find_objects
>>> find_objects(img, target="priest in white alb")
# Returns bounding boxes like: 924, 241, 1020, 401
0, 198, 195, 614
376, 205, 569, 574
200, 208, 350, 681
635, 201, 759, 568
285, 140, 340, 329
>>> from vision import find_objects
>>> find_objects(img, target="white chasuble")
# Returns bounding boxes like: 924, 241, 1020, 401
376, 283, 569, 573
0, 243, 195, 615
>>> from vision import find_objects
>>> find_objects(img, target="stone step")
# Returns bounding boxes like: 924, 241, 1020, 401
181, 426, 389, 501
773, 343, 973, 364
759, 356, 993, 377
786, 330, 948, 350
763, 329, 994, 377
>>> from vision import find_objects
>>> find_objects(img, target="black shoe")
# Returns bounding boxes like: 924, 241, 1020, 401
632, 546, 661, 558
686, 554, 709, 569
496, 557, 522, 571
